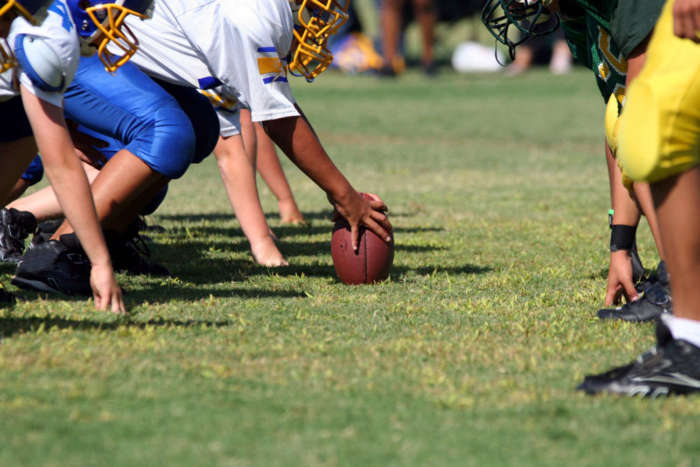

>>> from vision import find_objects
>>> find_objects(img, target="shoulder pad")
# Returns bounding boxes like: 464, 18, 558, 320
14, 34, 66, 92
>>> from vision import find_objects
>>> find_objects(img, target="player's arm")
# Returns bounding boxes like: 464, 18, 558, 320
605, 141, 641, 304
263, 105, 392, 250
603, 41, 656, 305
20, 85, 125, 313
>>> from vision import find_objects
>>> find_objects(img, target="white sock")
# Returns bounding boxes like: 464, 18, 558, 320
662, 314, 700, 348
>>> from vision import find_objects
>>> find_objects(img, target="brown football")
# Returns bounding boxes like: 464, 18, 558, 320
331, 218, 394, 285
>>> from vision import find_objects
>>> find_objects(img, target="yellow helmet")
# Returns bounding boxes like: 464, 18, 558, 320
288, 0, 350, 82
67, 0, 154, 72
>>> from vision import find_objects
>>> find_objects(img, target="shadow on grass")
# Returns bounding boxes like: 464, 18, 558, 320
159, 223, 445, 240
156, 209, 418, 224
12, 285, 305, 306
0, 314, 240, 338
149, 237, 461, 285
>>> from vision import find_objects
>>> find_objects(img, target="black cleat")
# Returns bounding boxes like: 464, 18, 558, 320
105, 229, 170, 277
578, 319, 700, 397
0, 283, 15, 305
12, 234, 92, 296
28, 218, 64, 249
597, 283, 672, 322
598, 261, 671, 322
0, 208, 37, 263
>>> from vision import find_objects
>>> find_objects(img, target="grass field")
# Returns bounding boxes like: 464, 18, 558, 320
2, 69, 699, 466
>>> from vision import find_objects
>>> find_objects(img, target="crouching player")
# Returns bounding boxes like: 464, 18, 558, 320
0, 0, 128, 311
482, 0, 671, 322
0, 1, 219, 292
578, 0, 700, 396
119, 0, 393, 250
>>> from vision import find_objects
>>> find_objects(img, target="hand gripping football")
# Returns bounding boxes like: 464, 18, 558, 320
331, 201, 394, 285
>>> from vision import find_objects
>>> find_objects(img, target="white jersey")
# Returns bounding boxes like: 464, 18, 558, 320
0, 0, 79, 107
125, 0, 299, 124
199, 86, 244, 138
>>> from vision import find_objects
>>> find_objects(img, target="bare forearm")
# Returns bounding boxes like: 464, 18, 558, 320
22, 87, 111, 267
263, 111, 354, 203
606, 142, 641, 225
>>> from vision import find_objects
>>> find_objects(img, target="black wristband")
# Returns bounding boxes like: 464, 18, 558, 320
610, 225, 637, 252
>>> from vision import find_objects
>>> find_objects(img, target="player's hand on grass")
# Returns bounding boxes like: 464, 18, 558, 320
673, 0, 700, 42
333, 191, 392, 251
604, 250, 640, 306
90, 264, 126, 314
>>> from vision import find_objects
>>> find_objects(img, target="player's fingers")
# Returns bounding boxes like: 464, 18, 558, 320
674, 0, 692, 38
604, 284, 619, 307
369, 199, 389, 213
681, 6, 697, 39
363, 193, 388, 211
112, 291, 127, 314
364, 217, 391, 243
692, 7, 700, 42
93, 289, 106, 311
350, 223, 360, 252
620, 276, 639, 303
370, 209, 393, 236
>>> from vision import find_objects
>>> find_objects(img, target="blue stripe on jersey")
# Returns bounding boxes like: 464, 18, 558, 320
262, 76, 288, 84
257, 46, 277, 53
49, 1, 73, 32
197, 76, 223, 90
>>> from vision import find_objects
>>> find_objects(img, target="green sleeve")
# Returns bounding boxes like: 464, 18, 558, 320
610, 0, 665, 58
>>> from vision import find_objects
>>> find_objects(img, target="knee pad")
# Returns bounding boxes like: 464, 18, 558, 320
21, 155, 44, 186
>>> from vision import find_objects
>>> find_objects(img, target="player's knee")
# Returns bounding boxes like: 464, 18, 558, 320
150, 108, 197, 179
140, 185, 168, 215
618, 80, 700, 183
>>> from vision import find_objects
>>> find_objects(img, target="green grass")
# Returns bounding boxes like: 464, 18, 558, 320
2, 69, 699, 466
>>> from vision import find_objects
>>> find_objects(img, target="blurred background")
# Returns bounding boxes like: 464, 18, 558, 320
329, 0, 573, 77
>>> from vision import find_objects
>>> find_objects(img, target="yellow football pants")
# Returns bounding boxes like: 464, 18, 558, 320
616, 0, 700, 183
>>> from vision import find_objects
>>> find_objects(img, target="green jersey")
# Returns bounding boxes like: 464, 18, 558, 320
559, 0, 664, 103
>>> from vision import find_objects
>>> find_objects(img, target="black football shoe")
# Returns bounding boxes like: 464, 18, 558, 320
0, 282, 15, 305
104, 229, 170, 277
12, 233, 92, 296
0, 208, 37, 263
25, 218, 65, 252
577, 319, 700, 397
598, 261, 671, 322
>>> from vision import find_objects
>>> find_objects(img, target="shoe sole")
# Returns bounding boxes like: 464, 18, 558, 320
597, 310, 653, 323
11, 276, 90, 296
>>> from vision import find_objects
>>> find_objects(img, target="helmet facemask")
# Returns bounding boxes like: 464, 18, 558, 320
481, 0, 559, 60
82, 1, 153, 72
288, 0, 349, 82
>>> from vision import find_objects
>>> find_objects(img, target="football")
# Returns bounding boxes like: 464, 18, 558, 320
331, 217, 394, 285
